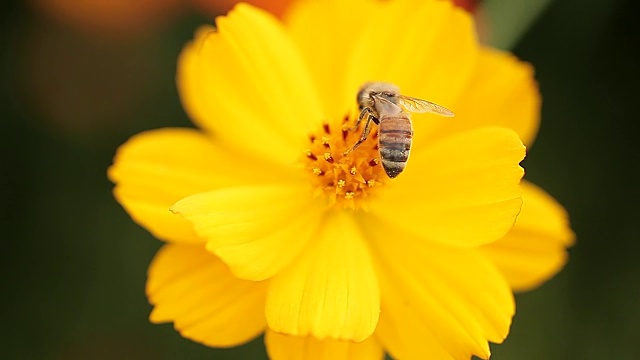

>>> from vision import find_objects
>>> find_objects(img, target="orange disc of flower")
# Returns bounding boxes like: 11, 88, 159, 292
110, 1, 574, 359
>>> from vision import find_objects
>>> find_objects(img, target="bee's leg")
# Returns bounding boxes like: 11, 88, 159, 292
347, 107, 373, 132
343, 114, 376, 155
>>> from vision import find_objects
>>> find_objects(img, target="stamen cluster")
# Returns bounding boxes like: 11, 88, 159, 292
304, 115, 386, 209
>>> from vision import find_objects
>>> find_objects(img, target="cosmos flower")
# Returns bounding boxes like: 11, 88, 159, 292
109, 0, 574, 358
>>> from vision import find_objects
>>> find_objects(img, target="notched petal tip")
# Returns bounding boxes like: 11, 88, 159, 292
265, 330, 385, 360
430, 47, 541, 148
168, 196, 192, 215
178, 0, 324, 167
169, 185, 320, 282
368, 213, 514, 359
146, 244, 268, 348
265, 212, 380, 342
110, 128, 254, 244
482, 181, 575, 292
372, 126, 526, 247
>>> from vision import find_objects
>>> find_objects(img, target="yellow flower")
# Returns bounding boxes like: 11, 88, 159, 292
108, 1, 574, 358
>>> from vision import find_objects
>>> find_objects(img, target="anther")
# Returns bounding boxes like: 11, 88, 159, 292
337, 179, 346, 188
312, 168, 324, 176
367, 179, 376, 187
342, 129, 348, 142
345, 191, 355, 199
306, 150, 317, 161
323, 152, 334, 163
323, 123, 331, 134
350, 166, 357, 175
369, 158, 379, 166
309, 135, 316, 143
321, 136, 331, 148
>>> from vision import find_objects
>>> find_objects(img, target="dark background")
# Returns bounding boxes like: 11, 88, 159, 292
2, 0, 639, 359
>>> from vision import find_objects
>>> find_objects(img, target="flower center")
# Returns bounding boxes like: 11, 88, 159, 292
304, 115, 387, 209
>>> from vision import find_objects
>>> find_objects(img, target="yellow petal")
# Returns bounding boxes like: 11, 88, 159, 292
344, 0, 478, 114
109, 128, 284, 244
146, 244, 267, 347
175, 25, 213, 140
362, 215, 514, 359
177, 4, 324, 167
481, 181, 575, 291
265, 330, 384, 360
284, 0, 377, 121
265, 212, 380, 342
369, 127, 525, 247
417, 47, 541, 149
170, 184, 320, 281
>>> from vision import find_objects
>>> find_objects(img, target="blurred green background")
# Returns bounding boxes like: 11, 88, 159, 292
2, 0, 639, 359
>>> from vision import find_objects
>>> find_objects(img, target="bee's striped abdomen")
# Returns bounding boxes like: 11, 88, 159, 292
378, 115, 413, 178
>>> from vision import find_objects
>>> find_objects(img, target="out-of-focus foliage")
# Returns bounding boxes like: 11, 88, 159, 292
481, 0, 554, 49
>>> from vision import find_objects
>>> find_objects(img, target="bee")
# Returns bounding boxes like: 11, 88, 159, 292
344, 82, 454, 178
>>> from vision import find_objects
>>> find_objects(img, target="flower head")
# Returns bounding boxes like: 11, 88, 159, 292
109, 1, 574, 358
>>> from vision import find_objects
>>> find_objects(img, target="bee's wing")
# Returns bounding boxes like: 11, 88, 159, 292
398, 95, 455, 117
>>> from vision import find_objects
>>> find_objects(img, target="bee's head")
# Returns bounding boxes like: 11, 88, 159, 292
357, 82, 400, 110
356, 85, 371, 111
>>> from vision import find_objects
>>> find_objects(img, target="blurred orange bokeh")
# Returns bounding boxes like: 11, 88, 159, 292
191, 0, 290, 18
24, 0, 481, 134
33, 0, 184, 36
32, 0, 291, 37
33, 0, 478, 37
454, 0, 479, 12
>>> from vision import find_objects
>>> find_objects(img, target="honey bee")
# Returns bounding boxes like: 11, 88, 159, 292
344, 82, 454, 178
